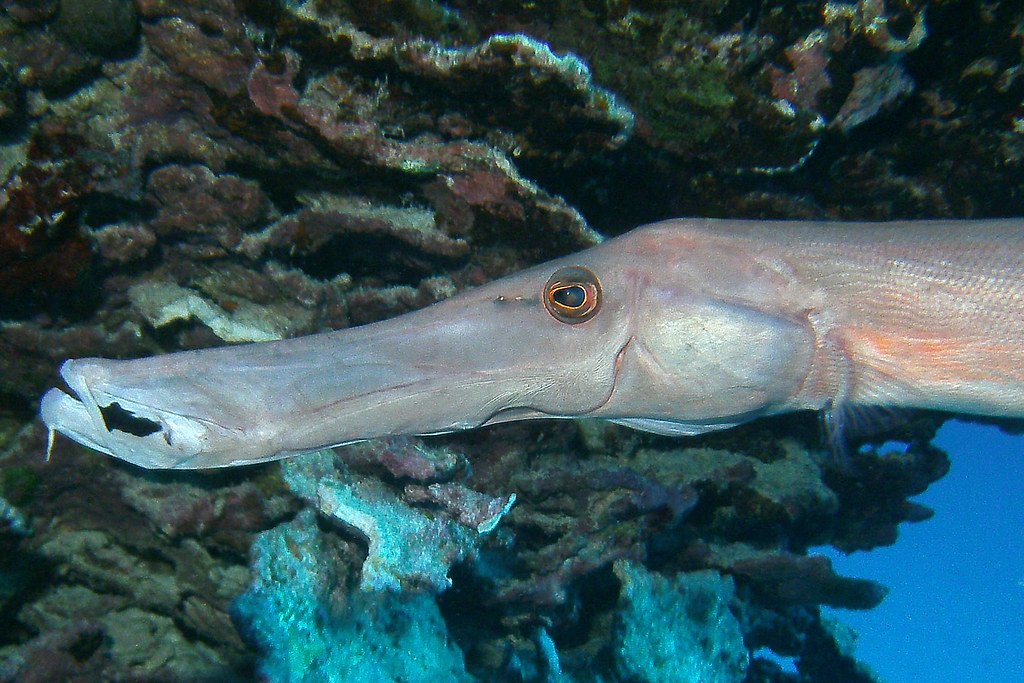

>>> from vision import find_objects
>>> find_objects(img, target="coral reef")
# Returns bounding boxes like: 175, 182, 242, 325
0, 0, 1018, 679
280, 447, 514, 592
0, 421, 295, 680
613, 561, 748, 683
0, 494, 28, 538
55, 0, 138, 57
234, 509, 473, 683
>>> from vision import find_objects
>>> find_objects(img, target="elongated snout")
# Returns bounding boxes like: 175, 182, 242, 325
41, 259, 629, 469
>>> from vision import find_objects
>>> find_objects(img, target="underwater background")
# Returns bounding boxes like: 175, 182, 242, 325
0, 0, 1022, 681
826, 421, 1024, 682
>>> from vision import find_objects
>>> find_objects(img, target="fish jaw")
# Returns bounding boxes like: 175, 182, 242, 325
41, 358, 248, 469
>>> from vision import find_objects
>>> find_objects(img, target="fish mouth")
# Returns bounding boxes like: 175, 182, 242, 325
41, 361, 131, 458
41, 358, 234, 469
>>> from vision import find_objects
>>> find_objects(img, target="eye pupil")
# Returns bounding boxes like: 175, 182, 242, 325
553, 285, 586, 308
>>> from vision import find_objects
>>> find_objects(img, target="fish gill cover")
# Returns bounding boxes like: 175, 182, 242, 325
0, 0, 1021, 680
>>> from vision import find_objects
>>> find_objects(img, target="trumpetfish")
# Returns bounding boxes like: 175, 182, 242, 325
39, 218, 1024, 469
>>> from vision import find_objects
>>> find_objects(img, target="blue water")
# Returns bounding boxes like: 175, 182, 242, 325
826, 420, 1024, 682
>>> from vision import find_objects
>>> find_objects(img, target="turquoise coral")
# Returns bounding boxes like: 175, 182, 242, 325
612, 560, 749, 683
0, 493, 28, 536
233, 509, 471, 682
233, 445, 517, 679
281, 448, 513, 592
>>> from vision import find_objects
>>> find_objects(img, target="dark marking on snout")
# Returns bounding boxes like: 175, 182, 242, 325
99, 402, 161, 437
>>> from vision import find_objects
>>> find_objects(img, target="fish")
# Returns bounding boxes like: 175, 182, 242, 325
39, 218, 1024, 469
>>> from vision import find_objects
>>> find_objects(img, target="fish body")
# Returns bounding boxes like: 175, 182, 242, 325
40, 218, 1024, 469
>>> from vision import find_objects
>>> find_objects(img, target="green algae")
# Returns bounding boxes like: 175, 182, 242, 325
589, 10, 736, 148
0, 418, 22, 450
448, 2, 740, 151
304, 0, 469, 42
0, 466, 39, 508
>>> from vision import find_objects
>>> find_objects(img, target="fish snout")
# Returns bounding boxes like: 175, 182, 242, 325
41, 358, 218, 468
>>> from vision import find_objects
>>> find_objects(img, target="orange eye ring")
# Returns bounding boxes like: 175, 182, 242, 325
543, 266, 602, 324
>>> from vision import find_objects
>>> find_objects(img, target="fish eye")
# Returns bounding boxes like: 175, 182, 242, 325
543, 266, 602, 324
